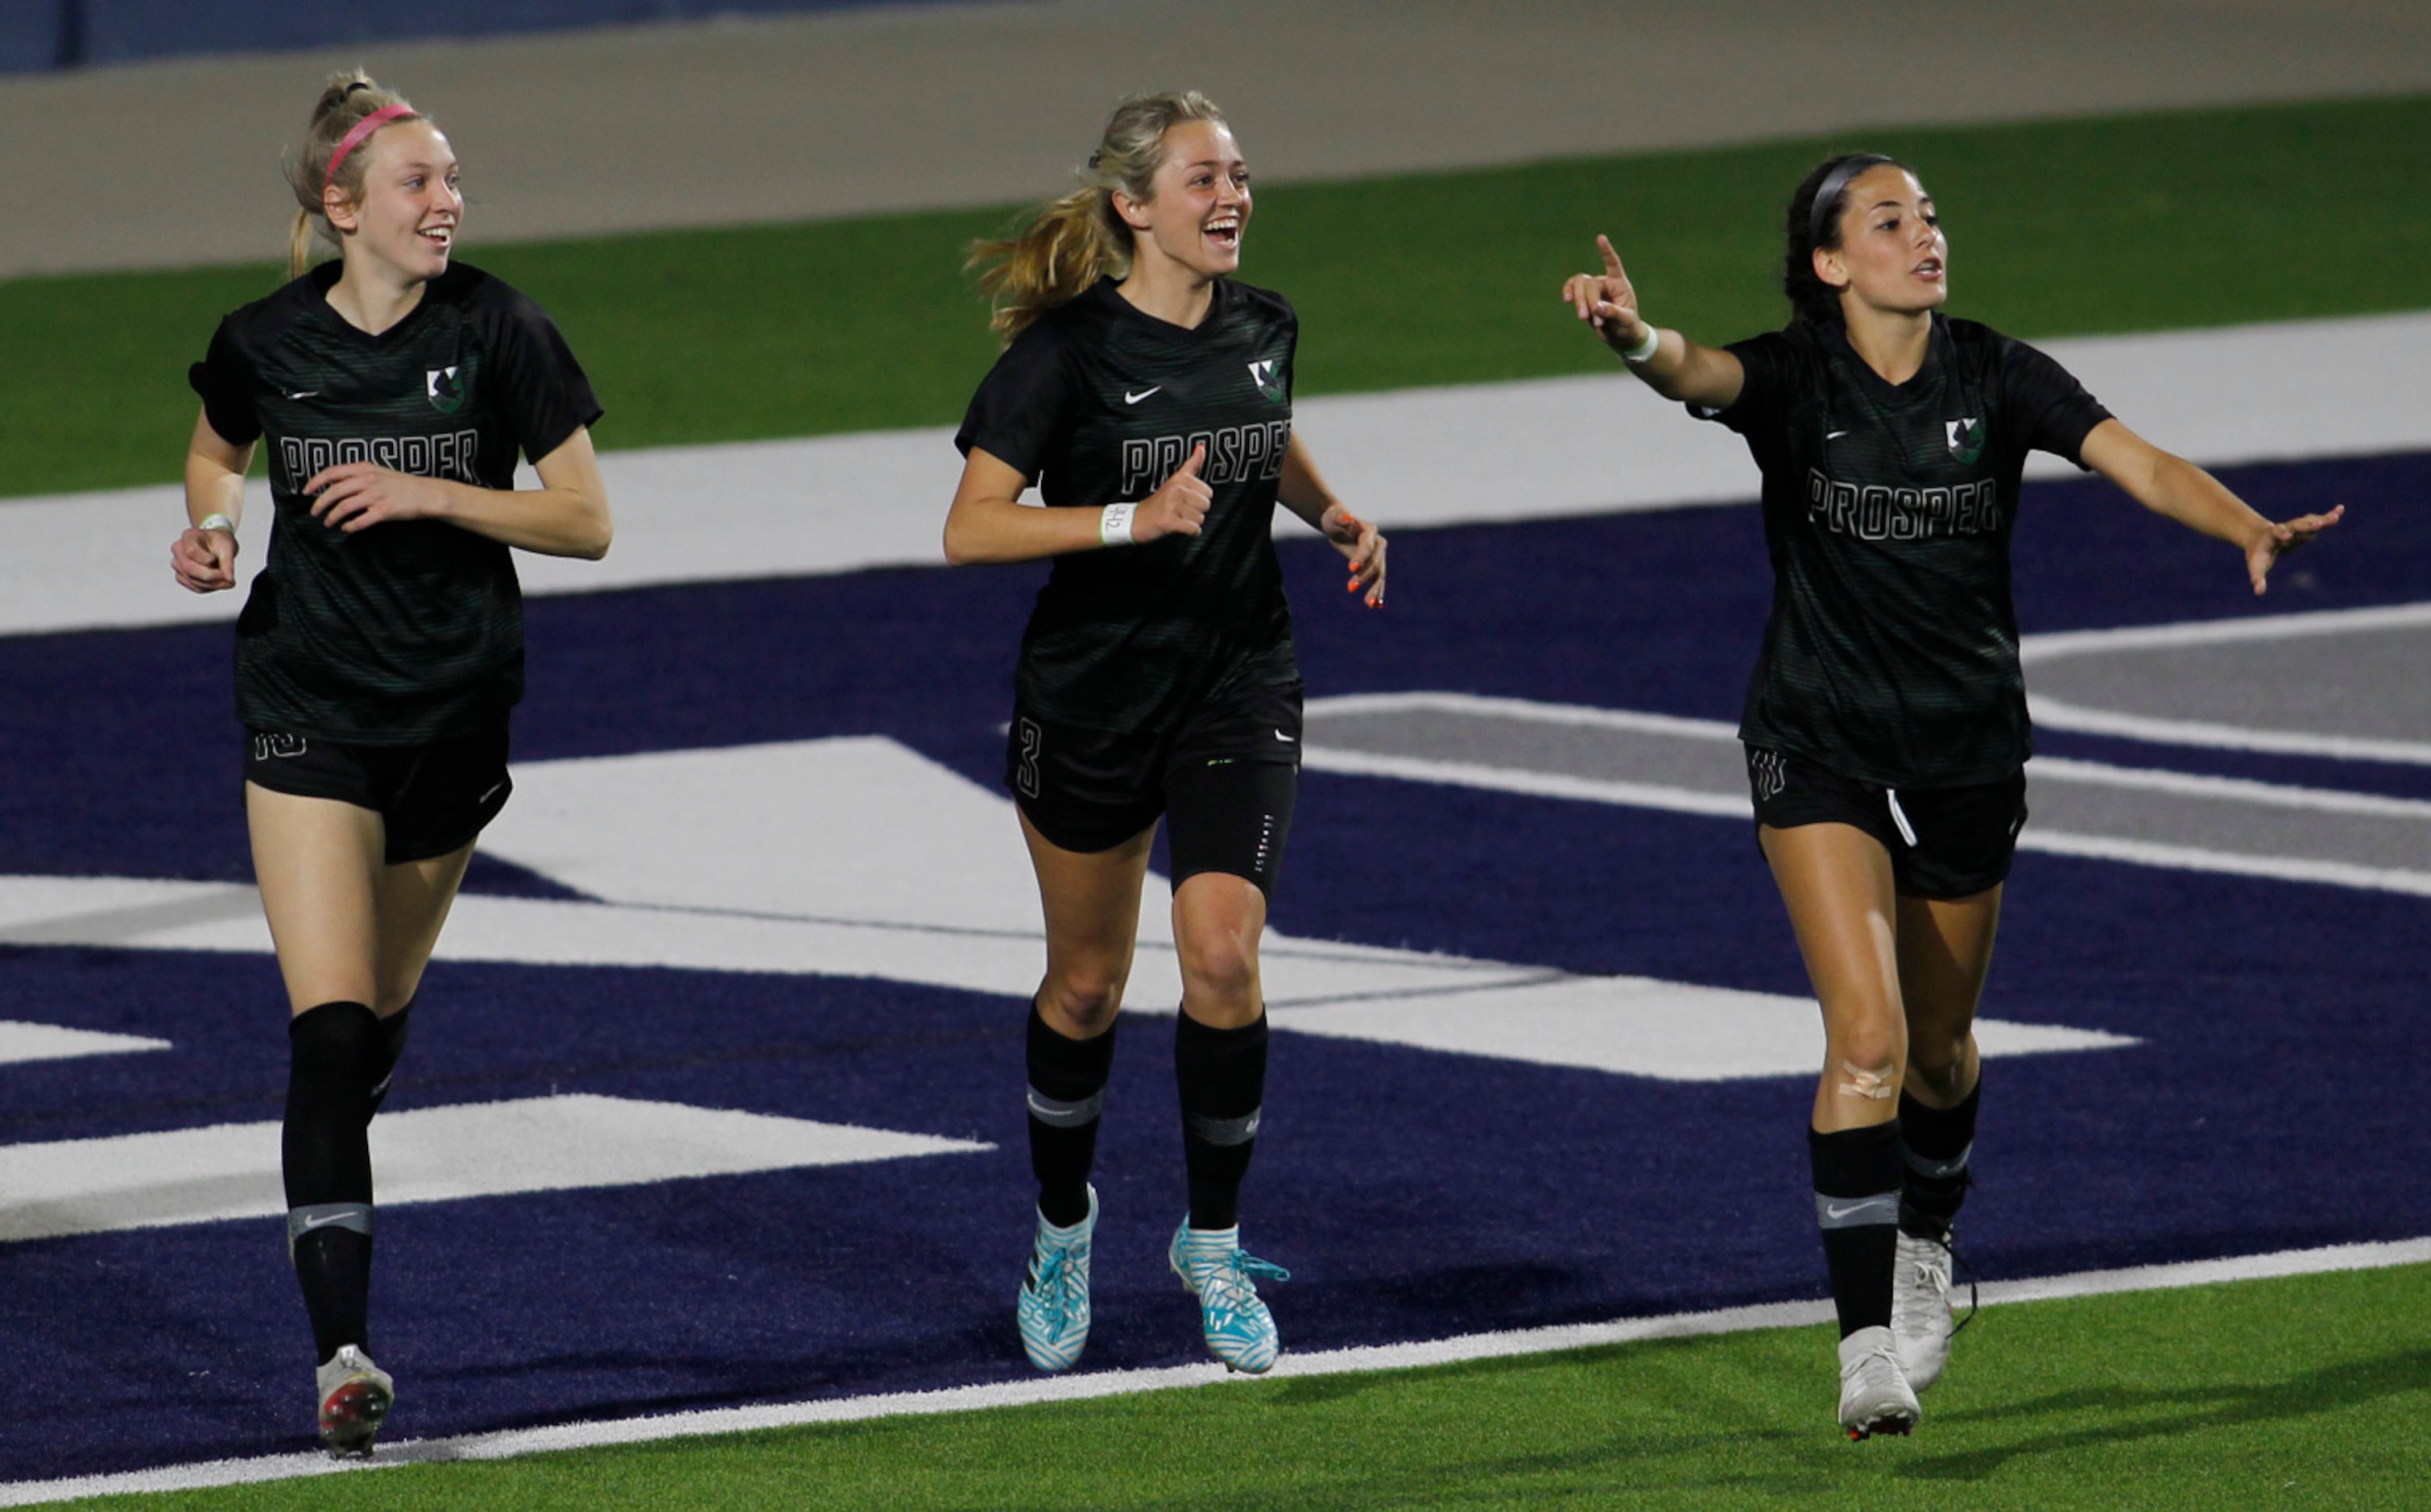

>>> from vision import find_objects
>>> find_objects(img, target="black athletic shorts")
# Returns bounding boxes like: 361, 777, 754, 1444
1745, 745, 2027, 899
243, 722, 513, 865
1009, 679, 1302, 896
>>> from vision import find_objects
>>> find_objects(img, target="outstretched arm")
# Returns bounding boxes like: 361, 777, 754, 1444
1278, 434, 1385, 607
2079, 418, 2343, 596
1561, 234, 1744, 411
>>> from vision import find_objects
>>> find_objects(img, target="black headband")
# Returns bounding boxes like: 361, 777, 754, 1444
340, 80, 374, 100
1807, 155, 1895, 249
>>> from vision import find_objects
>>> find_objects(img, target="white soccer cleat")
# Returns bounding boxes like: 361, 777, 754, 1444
1837, 1325, 1920, 1440
1891, 1229, 1958, 1391
315, 1344, 395, 1457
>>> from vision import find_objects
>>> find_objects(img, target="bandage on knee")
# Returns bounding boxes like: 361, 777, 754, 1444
1837, 1060, 1899, 1101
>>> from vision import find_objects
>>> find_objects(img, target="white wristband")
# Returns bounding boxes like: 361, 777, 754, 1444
1099, 502, 1136, 547
198, 512, 237, 535
1622, 324, 1662, 364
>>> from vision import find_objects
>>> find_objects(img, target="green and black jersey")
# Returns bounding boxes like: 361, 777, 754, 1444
955, 277, 1300, 734
188, 261, 602, 744
1695, 315, 2111, 787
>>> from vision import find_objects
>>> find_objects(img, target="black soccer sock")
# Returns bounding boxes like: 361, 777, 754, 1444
1898, 1081, 1979, 1237
284, 1000, 382, 1361
1809, 1121, 1904, 1340
1027, 999, 1118, 1229
1176, 1010, 1268, 1233
366, 997, 413, 1119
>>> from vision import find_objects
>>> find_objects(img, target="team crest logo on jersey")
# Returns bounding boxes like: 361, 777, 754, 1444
428, 366, 466, 415
1247, 358, 1286, 404
1945, 416, 1985, 465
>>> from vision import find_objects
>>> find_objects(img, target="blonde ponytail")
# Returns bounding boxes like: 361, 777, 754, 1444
282, 69, 424, 279
970, 90, 1228, 341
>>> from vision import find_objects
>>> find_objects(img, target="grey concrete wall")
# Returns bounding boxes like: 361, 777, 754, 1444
7, 0, 2429, 279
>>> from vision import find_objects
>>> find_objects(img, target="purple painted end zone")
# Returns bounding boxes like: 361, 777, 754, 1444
2, 452, 2425, 1481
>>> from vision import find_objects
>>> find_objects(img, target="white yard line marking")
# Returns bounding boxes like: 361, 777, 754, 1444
2028, 755, 2431, 816
1308, 746, 2431, 896
1309, 691, 2431, 816
2014, 830, 2431, 898
2021, 601, 2431, 763
0, 736, 2133, 1082
0, 1095, 990, 1244
0, 1019, 169, 1068
8, 1236, 2424, 1506
1303, 691, 2431, 895
6, 314, 2427, 639
2026, 696, 2431, 766
2020, 600, 2431, 661
1305, 745, 1753, 816
1313, 689, 1736, 739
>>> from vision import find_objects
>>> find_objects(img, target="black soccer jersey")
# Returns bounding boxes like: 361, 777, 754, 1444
188, 261, 602, 744
956, 277, 1300, 733
1696, 315, 2111, 787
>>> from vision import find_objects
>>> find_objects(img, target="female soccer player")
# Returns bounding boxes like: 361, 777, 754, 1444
945, 91, 1386, 1377
1562, 154, 2338, 1438
172, 71, 610, 1456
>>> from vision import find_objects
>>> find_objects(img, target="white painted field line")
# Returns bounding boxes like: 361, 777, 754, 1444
1975, 1237, 2431, 1307
9, 312, 2428, 641
2020, 599, 2431, 662
1303, 745, 1754, 818
0, 1095, 991, 1246
1303, 750, 2431, 899
2027, 697, 2431, 767
1307, 689, 2431, 819
0, 1019, 169, 1068
8, 1236, 2425, 1507
2016, 830, 2431, 898
1313, 688, 1735, 741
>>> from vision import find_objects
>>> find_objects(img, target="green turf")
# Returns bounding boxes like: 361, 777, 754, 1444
67, 1264, 2431, 1511
8, 93, 2429, 499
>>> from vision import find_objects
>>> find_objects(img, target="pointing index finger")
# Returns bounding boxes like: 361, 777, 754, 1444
1598, 233, 1626, 279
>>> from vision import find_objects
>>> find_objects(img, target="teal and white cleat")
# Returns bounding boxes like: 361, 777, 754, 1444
314, 1344, 394, 1458
1016, 1187, 1097, 1372
1168, 1221, 1290, 1374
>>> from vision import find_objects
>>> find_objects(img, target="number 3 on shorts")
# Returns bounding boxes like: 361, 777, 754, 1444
1017, 717, 1044, 799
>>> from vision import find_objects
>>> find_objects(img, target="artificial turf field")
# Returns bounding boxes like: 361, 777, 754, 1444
56, 1266, 2431, 1510
6, 93, 2429, 1506
6, 93, 2430, 498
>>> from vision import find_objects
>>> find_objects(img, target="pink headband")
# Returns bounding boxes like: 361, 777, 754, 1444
324, 103, 418, 198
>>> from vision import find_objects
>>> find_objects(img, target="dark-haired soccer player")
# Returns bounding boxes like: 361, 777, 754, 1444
1563, 153, 2338, 1439
946, 90, 1386, 1377
173, 70, 610, 1456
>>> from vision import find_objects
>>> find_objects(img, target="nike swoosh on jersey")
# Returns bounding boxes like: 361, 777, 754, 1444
1826, 429, 1850, 440
286, 390, 322, 400
1275, 730, 1297, 743
1125, 387, 1162, 404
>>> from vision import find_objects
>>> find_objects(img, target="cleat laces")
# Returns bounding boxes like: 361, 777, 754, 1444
1205, 1249, 1290, 1313
1029, 1247, 1077, 1324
